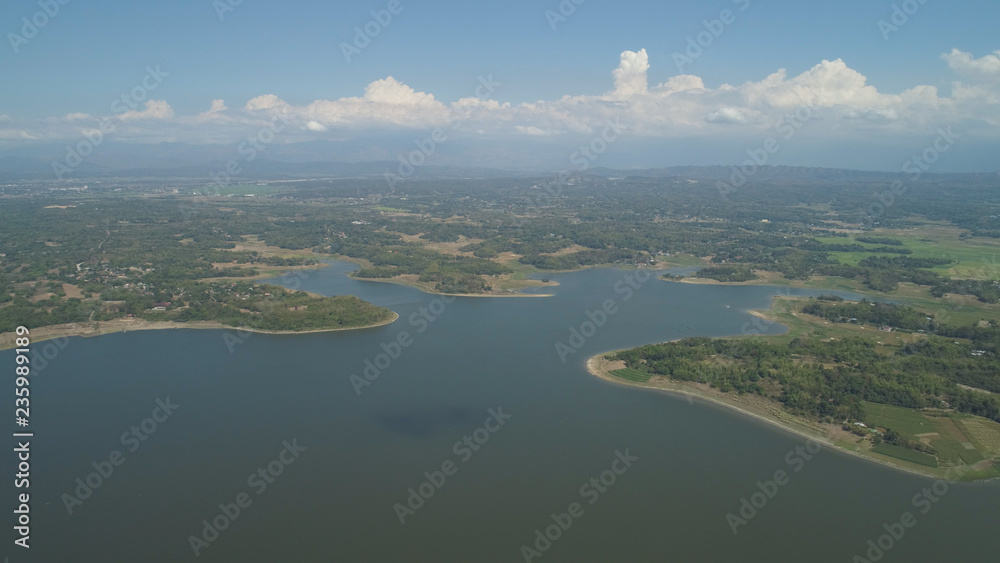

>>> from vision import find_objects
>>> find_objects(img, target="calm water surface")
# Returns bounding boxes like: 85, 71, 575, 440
6, 262, 999, 562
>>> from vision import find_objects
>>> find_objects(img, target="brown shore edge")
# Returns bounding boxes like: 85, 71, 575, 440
0, 312, 399, 351
351, 274, 556, 298
585, 352, 982, 481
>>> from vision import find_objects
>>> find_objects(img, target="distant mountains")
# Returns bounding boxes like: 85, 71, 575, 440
586, 166, 1000, 184
0, 140, 996, 183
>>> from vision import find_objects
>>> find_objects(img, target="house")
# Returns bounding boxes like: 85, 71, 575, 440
152, 302, 171, 311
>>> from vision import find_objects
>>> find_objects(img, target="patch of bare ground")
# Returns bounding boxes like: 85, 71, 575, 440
541, 244, 589, 256
396, 234, 483, 256
62, 284, 84, 298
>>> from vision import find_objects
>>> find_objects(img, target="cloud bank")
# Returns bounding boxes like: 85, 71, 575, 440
2, 48, 998, 151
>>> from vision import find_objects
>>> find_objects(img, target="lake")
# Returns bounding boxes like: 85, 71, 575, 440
6, 262, 999, 562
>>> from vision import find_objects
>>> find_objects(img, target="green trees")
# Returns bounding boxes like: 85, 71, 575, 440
694, 265, 757, 282
613, 326, 1000, 425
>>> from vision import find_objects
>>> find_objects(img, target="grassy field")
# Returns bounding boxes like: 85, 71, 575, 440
611, 368, 652, 383
863, 403, 936, 437
930, 437, 983, 466
861, 403, 1000, 473
816, 224, 1000, 280
871, 444, 939, 467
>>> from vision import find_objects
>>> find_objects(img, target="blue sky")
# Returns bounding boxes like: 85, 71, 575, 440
1, 0, 999, 171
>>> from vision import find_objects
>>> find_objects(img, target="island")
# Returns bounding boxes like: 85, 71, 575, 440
591, 294, 1000, 481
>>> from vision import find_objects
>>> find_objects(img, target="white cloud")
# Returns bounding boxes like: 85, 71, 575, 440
514, 125, 556, 136
207, 99, 227, 113
245, 94, 289, 112
117, 100, 174, 121
942, 48, 1000, 81
705, 107, 752, 124
305, 120, 327, 132
193, 99, 229, 124
0, 129, 38, 140
611, 49, 650, 98
1, 48, 998, 149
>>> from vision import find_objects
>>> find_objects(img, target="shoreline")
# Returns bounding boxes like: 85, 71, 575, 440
585, 352, 989, 482
331, 255, 691, 299
0, 312, 399, 351
345, 274, 556, 298
330, 255, 558, 298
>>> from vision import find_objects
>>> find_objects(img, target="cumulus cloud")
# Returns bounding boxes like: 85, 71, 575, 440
612, 49, 650, 97
0, 129, 38, 140
117, 100, 174, 121
245, 94, 289, 112
192, 99, 229, 123
305, 120, 328, 132
942, 48, 1000, 81
1, 48, 998, 148
705, 107, 752, 124
514, 125, 556, 136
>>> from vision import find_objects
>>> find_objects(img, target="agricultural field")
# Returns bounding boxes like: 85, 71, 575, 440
611, 368, 652, 383
863, 403, 936, 437
816, 225, 1000, 280
871, 444, 939, 467
863, 403, 1000, 474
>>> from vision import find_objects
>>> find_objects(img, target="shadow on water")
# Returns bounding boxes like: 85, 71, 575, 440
377, 405, 481, 438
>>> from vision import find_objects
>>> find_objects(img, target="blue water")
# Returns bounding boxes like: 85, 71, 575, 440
4, 262, 997, 562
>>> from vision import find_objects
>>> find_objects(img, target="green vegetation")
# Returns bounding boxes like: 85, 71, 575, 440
871, 444, 939, 467
863, 403, 933, 436
689, 265, 757, 282
3, 170, 1000, 347
801, 299, 935, 331
611, 368, 652, 383
612, 298, 1000, 475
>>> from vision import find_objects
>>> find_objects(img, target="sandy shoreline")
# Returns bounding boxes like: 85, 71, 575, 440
0, 312, 399, 351
584, 352, 973, 481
